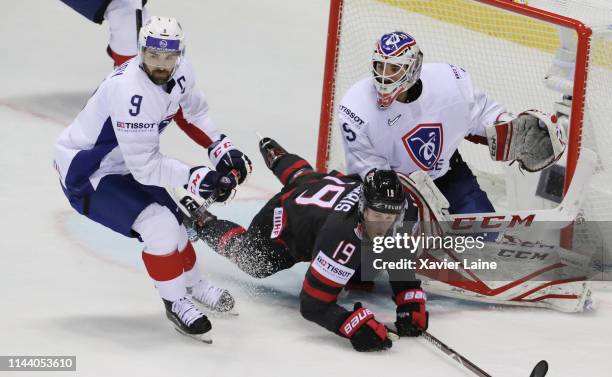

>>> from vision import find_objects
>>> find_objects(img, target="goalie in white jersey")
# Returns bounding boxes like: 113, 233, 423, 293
54, 17, 252, 342
338, 31, 569, 319
340, 31, 566, 215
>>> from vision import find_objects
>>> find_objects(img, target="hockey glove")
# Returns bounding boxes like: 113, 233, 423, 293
395, 288, 429, 337
486, 110, 566, 172
208, 135, 253, 184
340, 302, 392, 352
187, 166, 236, 203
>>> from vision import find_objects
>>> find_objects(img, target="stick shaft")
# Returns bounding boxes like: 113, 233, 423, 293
421, 331, 492, 377
135, 1, 144, 43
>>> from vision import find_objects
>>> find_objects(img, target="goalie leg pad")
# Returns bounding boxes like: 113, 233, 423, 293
421, 279, 592, 313
397, 170, 450, 224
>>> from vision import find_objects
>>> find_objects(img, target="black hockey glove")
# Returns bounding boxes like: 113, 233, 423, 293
394, 288, 429, 337
339, 302, 392, 352
208, 134, 252, 184
187, 166, 236, 203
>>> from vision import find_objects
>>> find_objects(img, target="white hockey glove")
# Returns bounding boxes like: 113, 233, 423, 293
208, 135, 253, 184
187, 166, 236, 203
486, 109, 567, 172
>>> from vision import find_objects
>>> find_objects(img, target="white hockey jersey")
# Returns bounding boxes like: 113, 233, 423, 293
54, 56, 221, 198
339, 63, 507, 179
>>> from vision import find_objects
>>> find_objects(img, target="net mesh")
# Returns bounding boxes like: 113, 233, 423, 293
322, 0, 612, 223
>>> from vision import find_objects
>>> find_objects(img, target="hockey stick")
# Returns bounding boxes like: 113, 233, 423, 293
135, 0, 143, 41
167, 170, 240, 221
421, 330, 549, 377
398, 148, 596, 233
168, 186, 217, 221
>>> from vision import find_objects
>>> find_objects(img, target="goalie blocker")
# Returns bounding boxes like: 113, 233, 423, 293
486, 109, 567, 172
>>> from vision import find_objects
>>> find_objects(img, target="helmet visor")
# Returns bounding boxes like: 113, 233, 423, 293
142, 48, 181, 84
142, 48, 180, 70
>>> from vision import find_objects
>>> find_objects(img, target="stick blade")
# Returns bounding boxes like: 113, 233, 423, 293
529, 360, 548, 377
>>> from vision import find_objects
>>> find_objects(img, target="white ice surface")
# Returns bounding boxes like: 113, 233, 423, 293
1, 1, 611, 376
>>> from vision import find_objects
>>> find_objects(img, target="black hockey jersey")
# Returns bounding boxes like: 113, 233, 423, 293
268, 171, 362, 262
264, 171, 417, 335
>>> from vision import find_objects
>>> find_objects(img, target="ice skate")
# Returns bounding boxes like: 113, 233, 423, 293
164, 296, 213, 343
189, 279, 236, 314
259, 137, 288, 169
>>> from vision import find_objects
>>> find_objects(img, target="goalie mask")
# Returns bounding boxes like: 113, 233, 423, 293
359, 169, 406, 239
372, 31, 423, 109
138, 17, 185, 85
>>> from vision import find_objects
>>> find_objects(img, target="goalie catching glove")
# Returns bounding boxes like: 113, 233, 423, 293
486, 110, 566, 172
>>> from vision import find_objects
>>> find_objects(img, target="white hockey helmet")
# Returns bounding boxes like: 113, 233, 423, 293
371, 31, 423, 108
138, 16, 185, 84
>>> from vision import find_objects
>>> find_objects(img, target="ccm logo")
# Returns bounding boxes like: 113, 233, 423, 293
190, 173, 201, 194
213, 141, 233, 158
451, 214, 535, 230
498, 249, 549, 260
343, 308, 373, 335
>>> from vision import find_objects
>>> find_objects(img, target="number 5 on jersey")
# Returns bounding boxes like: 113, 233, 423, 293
342, 123, 356, 142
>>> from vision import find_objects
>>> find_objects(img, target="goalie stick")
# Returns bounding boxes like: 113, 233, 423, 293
398, 148, 596, 233
421, 330, 549, 377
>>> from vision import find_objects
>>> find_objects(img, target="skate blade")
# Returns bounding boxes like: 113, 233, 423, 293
173, 327, 213, 344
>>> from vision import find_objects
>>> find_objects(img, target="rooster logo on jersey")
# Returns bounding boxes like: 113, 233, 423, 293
402, 123, 443, 170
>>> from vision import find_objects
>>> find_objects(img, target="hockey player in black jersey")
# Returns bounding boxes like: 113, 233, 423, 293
190, 138, 429, 352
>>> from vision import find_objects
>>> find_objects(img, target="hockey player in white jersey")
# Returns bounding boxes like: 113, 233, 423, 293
338, 31, 567, 322
340, 31, 566, 214
54, 17, 252, 342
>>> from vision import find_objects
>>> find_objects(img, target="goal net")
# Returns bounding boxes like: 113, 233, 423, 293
317, 0, 612, 253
